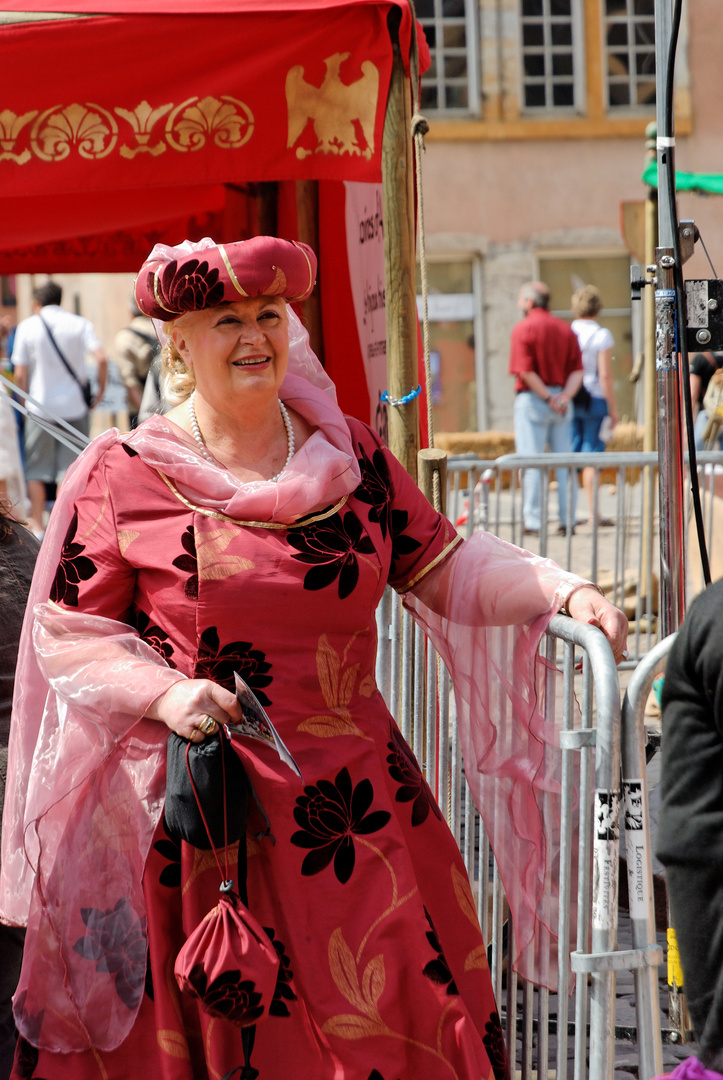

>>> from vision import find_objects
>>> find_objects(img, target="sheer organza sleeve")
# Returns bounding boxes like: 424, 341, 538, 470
404, 530, 588, 990
0, 432, 188, 1054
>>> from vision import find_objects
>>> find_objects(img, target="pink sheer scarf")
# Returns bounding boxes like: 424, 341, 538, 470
407, 534, 584, 988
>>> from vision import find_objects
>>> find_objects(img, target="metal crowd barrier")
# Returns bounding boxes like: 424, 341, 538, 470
376, 589, 663, 1080
447, 449, 723, 664
620, 634, 679, 1054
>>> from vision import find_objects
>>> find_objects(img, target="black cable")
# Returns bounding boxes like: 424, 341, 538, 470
663, 0, 711, 586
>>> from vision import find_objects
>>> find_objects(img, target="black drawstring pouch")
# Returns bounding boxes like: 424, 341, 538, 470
165, 729, 249, 853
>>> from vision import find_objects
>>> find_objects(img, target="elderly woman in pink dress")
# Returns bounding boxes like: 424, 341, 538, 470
0, 236, 627, 1080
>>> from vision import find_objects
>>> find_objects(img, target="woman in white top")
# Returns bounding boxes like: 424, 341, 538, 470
570, 285, 618, 527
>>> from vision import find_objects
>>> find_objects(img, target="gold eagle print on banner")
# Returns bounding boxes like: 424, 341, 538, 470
285, 52, 379, 160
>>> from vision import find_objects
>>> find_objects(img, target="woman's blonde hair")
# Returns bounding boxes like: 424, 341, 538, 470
159, 320, 195, 405
571, 284, 602, 319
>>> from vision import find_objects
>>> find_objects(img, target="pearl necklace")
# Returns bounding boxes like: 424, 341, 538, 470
187, 391, 295, 481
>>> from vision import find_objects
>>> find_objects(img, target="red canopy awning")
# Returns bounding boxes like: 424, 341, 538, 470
0, 1, 425, 271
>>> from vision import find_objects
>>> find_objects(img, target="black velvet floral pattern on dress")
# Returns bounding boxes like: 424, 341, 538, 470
133, 609, 177, 668
483, 1011, 510, 1080
422, 908, 458, 996
388, 508, 422, 580
287, 510, 376, 600
186, 963, 265, 1024
172, 525, 198, 600
195, 626, 273, 706
386, 723, 442, 827
72, 898, 147, 1010
144, 946, 154, 1002
355, 444, 393, 539
50, 508, 97, 606
14, 1038, 41, 1080
263, 927, 297, 1017
155, 258, 224, 315
290, 767, 391, 884
154, 817, 182, 888
12, 994, 45, 1079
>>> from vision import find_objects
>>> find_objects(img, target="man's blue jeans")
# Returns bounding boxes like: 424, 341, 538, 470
513, 389, 577, 531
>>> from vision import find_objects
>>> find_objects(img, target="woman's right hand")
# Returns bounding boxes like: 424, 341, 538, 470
144, 679, 243, 741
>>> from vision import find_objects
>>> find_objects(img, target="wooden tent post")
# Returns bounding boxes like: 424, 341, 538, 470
295, 180, 325, 366
382, 46, 420, 480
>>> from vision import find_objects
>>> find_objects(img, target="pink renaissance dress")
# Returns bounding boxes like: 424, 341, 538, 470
1, 315, 585, 1080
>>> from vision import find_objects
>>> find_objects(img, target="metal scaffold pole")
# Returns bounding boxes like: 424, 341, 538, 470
653, 0, 686, 637
653, 0, 690, 1043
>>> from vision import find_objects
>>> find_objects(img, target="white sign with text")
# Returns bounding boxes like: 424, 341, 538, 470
344, 181, 388, 442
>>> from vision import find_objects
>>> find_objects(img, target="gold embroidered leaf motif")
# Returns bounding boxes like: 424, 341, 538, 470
359, 674, 375, 698
297, 714, 366, 739
338, 663, 360, 709
157, 1029, 191, 1060
317, 634, 341, 705
464, 944, 489, 972
304, 635, 372, 739
328, 927, 368, 1014
196, 527, 253, 582
361, 954, 385, 1010
117, 530, 140, 556
322, 1014, 388, 1039
452, 863, 481, 929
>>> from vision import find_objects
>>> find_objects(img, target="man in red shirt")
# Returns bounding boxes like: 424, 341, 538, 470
508, 281, 583, 535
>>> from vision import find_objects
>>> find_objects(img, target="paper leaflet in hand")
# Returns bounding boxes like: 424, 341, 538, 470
230, 672, 302, 779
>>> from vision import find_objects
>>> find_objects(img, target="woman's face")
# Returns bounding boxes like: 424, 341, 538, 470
171, 295, 290, 408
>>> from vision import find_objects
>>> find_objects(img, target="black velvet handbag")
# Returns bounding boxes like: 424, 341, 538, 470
165, 728, 249, 852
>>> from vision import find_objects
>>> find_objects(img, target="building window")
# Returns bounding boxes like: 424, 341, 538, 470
418, 0, 480, 117
604, 0, 655, 108
520, 0, 584, 111
416, 258, 487, 432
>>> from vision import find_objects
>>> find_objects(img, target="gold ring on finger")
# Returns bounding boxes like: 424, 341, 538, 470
198, 715, 218, 736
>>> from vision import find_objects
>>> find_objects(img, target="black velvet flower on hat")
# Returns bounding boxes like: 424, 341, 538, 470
156, 258, 225, 315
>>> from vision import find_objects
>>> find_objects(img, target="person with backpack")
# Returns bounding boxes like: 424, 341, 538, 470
570, 285, 618, 527
113, 297, 160, 428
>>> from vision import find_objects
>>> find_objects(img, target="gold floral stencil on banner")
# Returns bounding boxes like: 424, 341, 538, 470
0, 94, 254, 165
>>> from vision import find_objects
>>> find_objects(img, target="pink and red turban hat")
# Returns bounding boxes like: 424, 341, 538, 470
134, 235, 317, 321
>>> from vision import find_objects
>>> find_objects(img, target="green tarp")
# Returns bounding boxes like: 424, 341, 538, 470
642, 161, 723, 195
